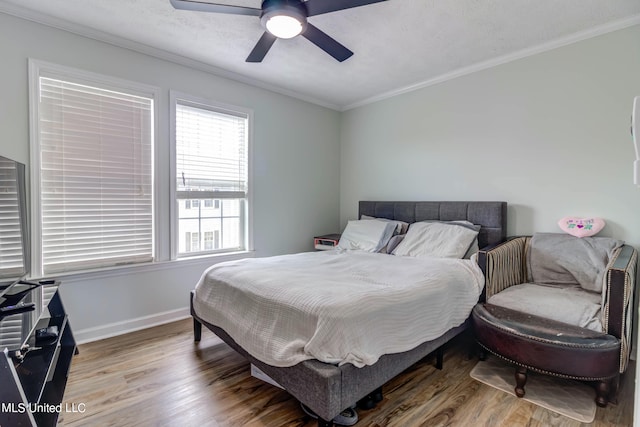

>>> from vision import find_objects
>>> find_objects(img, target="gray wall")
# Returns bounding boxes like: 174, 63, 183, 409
0, 12, 341, 341
340, 23, 640, 424
340, 25, 640, 249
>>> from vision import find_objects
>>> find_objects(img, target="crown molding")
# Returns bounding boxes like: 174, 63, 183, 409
0, 2, 342, 111
1, 2, 638, 112
341, 14, 640, 111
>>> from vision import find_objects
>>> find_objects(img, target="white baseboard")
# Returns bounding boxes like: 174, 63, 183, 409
73, 307, 191, 344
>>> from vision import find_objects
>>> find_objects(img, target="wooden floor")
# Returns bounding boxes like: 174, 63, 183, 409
58, 319, 634, 427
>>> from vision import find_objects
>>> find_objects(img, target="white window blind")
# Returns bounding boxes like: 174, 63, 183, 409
176, 103, 247, 196
0, 158, 26, 279
175, 101, 248, 256
37, 77, 154, 274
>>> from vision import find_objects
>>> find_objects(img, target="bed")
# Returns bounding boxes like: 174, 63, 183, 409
190, 201, 507, 426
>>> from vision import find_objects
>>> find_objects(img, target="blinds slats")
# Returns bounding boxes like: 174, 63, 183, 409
38, 76, 154, 274
176, 103, 247, 194
0, 159, 25, 278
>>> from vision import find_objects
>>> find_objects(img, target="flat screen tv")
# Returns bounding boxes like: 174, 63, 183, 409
0, 155, 29, 289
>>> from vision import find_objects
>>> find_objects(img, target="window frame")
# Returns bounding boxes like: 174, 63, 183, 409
26, 61, 254, 279
169, 91, 253, 260
28, 59, 162, 277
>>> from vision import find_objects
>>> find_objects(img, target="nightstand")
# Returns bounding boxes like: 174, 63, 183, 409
313, 233, 341, 250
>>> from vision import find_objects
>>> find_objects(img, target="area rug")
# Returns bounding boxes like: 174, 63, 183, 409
470, 356, 596, 423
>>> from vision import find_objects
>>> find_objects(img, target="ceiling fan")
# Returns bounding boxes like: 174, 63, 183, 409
169, 0, 388, 62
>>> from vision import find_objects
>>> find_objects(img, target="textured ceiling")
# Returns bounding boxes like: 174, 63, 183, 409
1, 0, 640, 110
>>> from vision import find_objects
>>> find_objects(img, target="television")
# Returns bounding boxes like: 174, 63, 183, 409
0, 155, 29, 290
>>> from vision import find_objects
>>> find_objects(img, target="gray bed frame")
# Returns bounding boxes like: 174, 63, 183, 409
190, 201, 507, 426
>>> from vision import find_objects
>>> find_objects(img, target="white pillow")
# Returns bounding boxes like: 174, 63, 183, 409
392, 221, 479, 258
337, 219, 397, 252
464, 238, 479, 259
360, 214, 409, 235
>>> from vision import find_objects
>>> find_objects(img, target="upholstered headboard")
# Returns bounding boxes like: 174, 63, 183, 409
358, 201, 507, 248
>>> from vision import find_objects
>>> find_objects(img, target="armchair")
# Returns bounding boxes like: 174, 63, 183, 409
472, 234, 637, 407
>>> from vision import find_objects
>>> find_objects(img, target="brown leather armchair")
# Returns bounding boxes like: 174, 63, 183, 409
472, 235, 637, 407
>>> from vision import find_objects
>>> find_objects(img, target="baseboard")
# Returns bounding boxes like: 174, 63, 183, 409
73, 307, 191, 344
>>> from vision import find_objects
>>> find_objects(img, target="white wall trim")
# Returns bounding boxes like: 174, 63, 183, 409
27, 58, 163, 278
168, 90, 255, 259
38, 250, 254, 284
73, 306, 191, 344
0, 4, 341, 111
342, 14, 640, 111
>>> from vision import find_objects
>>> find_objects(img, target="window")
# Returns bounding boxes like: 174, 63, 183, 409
184, 231, 202, 252
30, 61, 156, 275
184, 232, 191, 253
204, 231, 213, 250
171, 93, 250, 257
0, 158, 26, 280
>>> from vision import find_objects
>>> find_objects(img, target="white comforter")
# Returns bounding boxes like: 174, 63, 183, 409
193, 251, 484, 368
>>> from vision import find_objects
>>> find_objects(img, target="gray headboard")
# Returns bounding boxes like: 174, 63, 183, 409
359, 201, 507, 248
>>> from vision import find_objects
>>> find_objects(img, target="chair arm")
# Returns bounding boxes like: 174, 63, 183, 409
603, 244, 638, 373
477, 236, 530, 301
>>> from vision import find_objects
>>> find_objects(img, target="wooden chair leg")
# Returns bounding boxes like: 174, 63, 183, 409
607, 375, 620, 405
478, 346, 487, 361
595, 379, 610, 407
514, 366, 527, 398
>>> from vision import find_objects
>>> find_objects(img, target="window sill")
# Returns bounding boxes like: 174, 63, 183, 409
30, 251, 256, 284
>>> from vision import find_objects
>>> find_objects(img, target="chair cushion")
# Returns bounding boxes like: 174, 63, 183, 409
527, 232, 623, 293
487, 283, 603, 332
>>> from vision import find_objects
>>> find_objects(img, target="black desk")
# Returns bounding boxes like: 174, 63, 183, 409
0, 281, 76, 427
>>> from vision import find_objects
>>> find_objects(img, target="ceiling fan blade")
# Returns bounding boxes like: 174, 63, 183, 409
246, 32, 278, 62
169, 0, 261, 16
304, 0, 387, 17
302, 23, 353, 62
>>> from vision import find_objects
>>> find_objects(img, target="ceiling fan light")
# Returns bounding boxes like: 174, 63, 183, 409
265, 14, 303, 39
